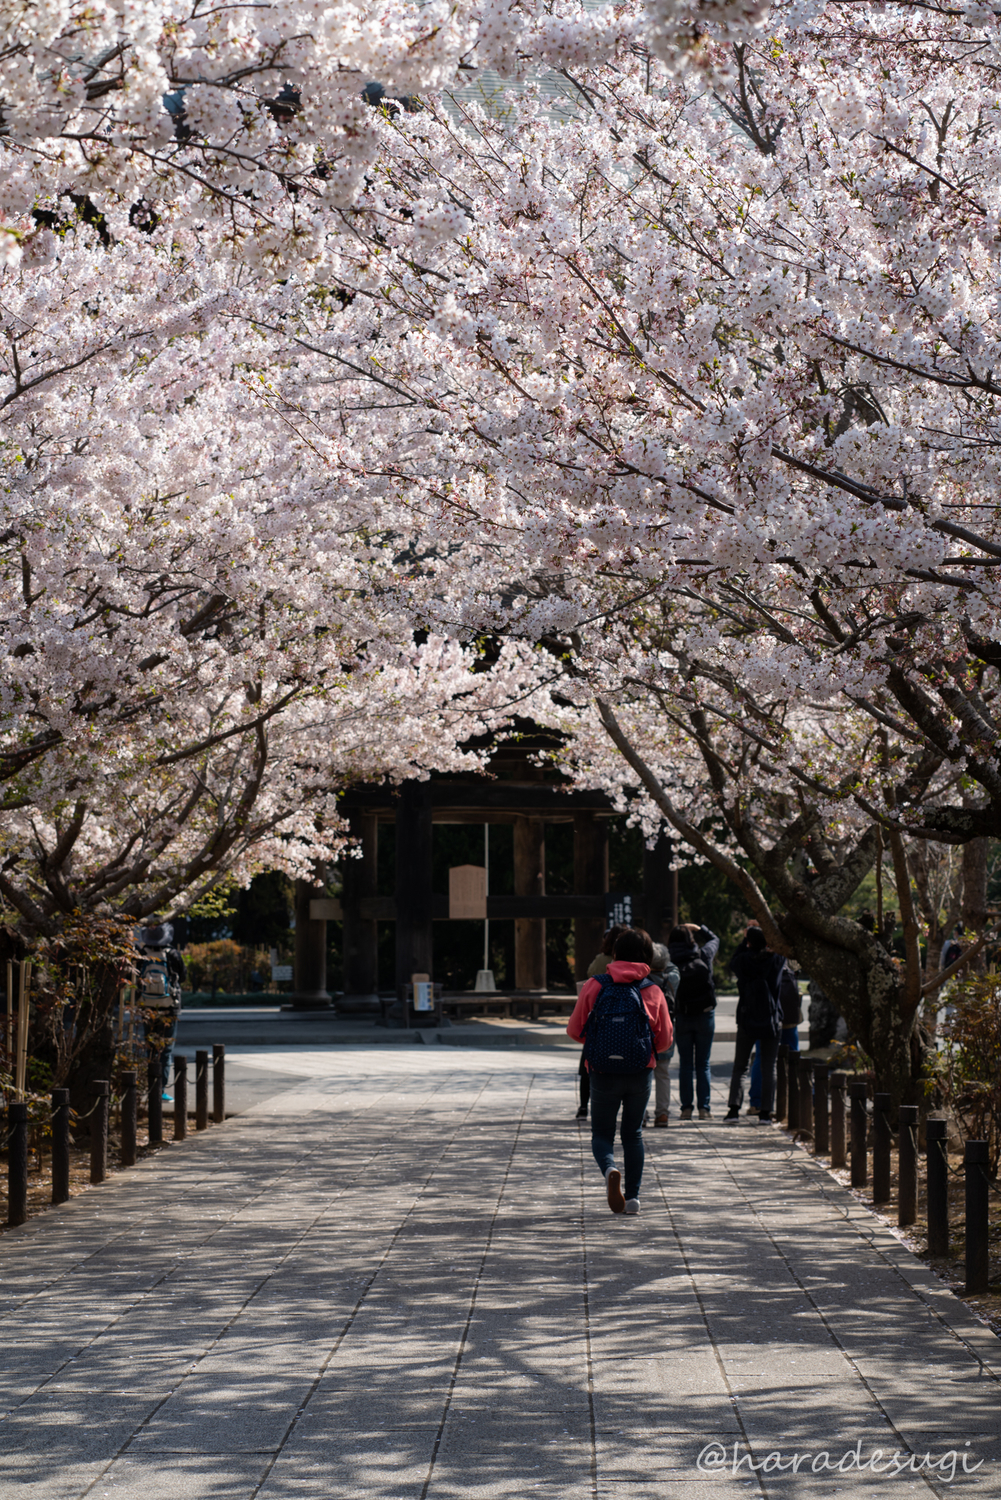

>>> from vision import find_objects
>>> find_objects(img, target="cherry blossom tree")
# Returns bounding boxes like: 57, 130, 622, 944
246, 3, 1001, 1096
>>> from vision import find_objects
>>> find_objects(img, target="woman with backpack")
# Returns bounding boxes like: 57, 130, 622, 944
567, 928, 673, 1215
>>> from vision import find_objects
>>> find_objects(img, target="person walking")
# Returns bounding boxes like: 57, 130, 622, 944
748, 961, 801, 1111
724, 925, 785, 1124
668, 922, 720, 1120
567, 928, 672, 1215
576, 925, 630, 1119
650, 942, 680, 1127
137, 920, 186, 1102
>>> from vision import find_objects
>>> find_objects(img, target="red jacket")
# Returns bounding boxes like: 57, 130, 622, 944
567, 961, 673, 1069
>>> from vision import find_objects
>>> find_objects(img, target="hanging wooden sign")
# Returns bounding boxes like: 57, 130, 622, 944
449, 865, 487, 920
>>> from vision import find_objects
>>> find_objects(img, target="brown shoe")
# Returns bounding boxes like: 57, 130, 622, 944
605, 1168, 626, 1214
654, 1112, 669, 1128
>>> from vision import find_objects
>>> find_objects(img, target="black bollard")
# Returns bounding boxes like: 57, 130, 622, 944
849, 1080, 868, 1188
926, 1118, 949, 1257
965, 1140, 990, 1295
776, 1044, 789, 1121
90, 1080, 109, 1185
873, 1092, 892, 1204
147, 1056, 163, 1147
173, 1055, 187, 1141
121, 1071, 137, 1167
830, 1071, 847, 1169
799, 1060, 814, 1140
212, 1043, 225, 1124
51, 1088, 70, 1205
814, 1067, 830, 1155
195, 1050, 209, 1132
787, 1052, 801, 1132
898, 1104, 918, 1228
7, 1101, 27, 1227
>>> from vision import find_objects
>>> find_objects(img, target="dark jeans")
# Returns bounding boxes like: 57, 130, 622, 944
729, 1028, 779, 1114
750, 1026, 798, 1107
589, 1070, 653, 1201
675, 1010, 716, 1111
578, 1051, 590, 1111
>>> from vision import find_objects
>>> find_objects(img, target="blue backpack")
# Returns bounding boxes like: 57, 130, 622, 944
583, 975, 657, 1074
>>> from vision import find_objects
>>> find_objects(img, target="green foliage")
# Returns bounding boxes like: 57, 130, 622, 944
186, 882, 238, 921
930, 973, 1001, 1179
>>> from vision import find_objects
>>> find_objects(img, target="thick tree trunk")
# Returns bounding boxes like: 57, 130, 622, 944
67, 965, 120, 1134
780, 921, 921, 1105
962, 835, 988, 973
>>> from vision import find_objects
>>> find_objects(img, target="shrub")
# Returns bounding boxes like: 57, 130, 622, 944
933, 973, 1001, 1178
183, 940, 272, 994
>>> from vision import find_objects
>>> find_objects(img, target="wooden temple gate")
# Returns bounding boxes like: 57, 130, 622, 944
290, 760, 678, 1009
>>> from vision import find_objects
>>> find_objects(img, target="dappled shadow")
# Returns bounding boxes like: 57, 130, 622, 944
0, 1065, 998, 1497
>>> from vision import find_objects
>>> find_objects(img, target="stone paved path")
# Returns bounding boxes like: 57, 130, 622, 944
2, 1049, 999, 1499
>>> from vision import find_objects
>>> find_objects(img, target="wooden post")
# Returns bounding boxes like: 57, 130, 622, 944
342, 811, 379, 1004
965, 1140, 990, 1294
849, 1081, 868, 1188
121, 1072, 137, 1167
799, 1059, 814, 1140
90, 1080, 109, 1185
147, 1057, 163, 1146
212, 1043, 225, 1124
926, 1118, 949, 1256
776, 1044, 788, 1121
830, 1071, 847, 1169
898, 1104, 918, 1227
641, 832, 673, 945
514, 816, 546, 991
873, 1092, 892, 1204
813, 1066, 830, 1155
395, 784, 434, 1009
5, 959, 11, 1071
291, 873, 331, 1009
51, 1088, 70, 1204
787, 1052, 800, 1131
6, 1102, 27, 1226
574, 813, 608, 982
173, 1055, 187, 1141
195, 1049, 209, 1130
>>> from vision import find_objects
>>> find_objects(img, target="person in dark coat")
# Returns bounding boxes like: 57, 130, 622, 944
725, 926, 785, 1124
668, 922, 720, 1119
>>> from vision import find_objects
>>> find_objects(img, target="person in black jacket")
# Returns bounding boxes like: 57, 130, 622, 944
725, 926, 786, 1124
668, 922, 720, 1120
748, 961, 802, 1110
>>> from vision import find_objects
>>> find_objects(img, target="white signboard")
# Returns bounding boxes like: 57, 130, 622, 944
271, 964, 293, 982
449, 865, 487, 920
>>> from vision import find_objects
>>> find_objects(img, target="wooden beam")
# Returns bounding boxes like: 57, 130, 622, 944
357, 894, 608, 922
394, 783, 434, 1001
341, 811, 379, 998
574, 812, 608, 980
514, 817, 546, 991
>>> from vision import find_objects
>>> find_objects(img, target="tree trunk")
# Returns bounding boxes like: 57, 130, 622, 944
67, 965, 120, 1134
781, 920, 921, 1104
962, 835, 988, 973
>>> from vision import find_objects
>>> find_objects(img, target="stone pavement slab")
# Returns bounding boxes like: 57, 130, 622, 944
0, 1049, 998, 1498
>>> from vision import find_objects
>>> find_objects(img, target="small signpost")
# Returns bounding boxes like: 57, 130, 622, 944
604, 892, 633, 929
411, 971, 434, 1012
